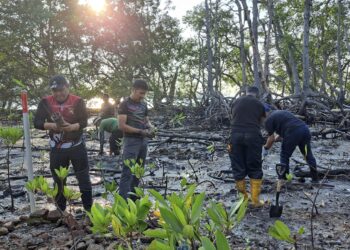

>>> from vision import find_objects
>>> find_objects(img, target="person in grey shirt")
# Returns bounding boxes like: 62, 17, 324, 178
118, 79, 155, 200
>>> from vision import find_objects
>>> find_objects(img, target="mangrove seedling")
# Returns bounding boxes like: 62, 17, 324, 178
0, 127, 23, 211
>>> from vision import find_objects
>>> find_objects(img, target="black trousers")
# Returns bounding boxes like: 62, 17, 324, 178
281, 125, 317, 178
229, 131, 263, 180
109, 129, 123, 155
50, 143, 92, 211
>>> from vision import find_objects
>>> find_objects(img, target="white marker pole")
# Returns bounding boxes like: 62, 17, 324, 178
21, 91, 35, 212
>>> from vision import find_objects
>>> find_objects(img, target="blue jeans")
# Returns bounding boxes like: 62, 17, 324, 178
280, 125, 317, 178
229, 131, 264, 180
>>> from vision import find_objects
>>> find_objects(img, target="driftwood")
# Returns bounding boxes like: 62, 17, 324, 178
294, 169, 350, 180
156, 132, 222, 141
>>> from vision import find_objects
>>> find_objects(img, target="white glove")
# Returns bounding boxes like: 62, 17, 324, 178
262, 146, 269, 158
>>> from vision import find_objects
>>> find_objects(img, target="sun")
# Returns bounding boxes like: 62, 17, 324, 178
79, 0, 106, 13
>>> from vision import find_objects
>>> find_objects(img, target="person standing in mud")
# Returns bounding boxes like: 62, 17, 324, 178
100, 93, 115, 119
229, 86, 266, 207
118, 79, 155, 200
34, 75, 92, 213
263, 110, 319, 183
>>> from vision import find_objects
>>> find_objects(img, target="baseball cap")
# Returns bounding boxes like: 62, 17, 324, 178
49, 75, 68, 89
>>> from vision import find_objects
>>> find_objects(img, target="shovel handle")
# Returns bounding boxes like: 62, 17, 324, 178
275, 180, 283, 205
276, 179, 283, 192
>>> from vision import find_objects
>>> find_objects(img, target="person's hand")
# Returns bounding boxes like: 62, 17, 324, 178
262, 146, 269, 158
45, 122, 60, 132
140, 129, 155, 138
61, 123, 79, 132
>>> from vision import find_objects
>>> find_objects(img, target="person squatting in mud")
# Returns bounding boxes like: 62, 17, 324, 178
263, 109, 319, 183
98, 117, 123, 156
228, 86, 266, 207
34, 75, 93, 213
118, 79, 156, 200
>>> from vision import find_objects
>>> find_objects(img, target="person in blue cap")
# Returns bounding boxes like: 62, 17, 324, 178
263, 109, 319, 183
34, 75, 93, 214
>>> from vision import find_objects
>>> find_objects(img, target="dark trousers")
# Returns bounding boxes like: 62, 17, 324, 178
119, 137, 148, 200
281, 125, 317, 178
50, 143, 92, 211
229, 131, 263, 180
109, 129, 123, 155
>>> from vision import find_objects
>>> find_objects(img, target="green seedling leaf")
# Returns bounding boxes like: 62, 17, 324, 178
286, 173, 293, 182
191, 193, 205, 224
0, 127, 23, 146
215, 230, 230, 250
207, 205, 222, 226
149, 189, 168, 207
172, 204, 187, 226
54, 166, 69, 180
298, 226, 305, 235
143, 229, 168, 239
147, 240, 173, 250
269, 220, 295, 244
236, 198, 248, 224
180, 178, 187, 188
159, 207, 183, 233
200, 237, 216, 250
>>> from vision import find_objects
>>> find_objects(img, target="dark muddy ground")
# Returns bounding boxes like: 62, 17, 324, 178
0, 118, 349, 250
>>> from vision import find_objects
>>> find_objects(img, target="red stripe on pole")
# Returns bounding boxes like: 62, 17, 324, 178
21, 91, 28, 113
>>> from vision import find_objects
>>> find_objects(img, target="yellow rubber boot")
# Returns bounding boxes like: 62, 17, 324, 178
250, 179, 264, 207
236, 179, 248, 199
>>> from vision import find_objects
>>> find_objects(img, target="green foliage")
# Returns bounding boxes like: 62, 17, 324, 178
286, 173, 293, 182
268, 220, 299, 244
206, 144, 215, 154
199, 231, 231, 250
170, 113, 186, 127
124, 159, 145, 179
207, 195, 248, 234
88, 203, 112, 234
63, 186, 82, 201
54, 167, 69, 181
147, 184, 244, 249
102, 180, 117, 198
25, 176, 58, 199
0, 127, 23, 146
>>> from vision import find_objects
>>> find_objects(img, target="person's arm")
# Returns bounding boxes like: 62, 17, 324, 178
61, 98, 87, 132
264, 134, 275, 149
34, 99, 59, 131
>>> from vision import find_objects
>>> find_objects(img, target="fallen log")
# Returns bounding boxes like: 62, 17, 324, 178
156, 132, 222, 141
294, 169, 350, 179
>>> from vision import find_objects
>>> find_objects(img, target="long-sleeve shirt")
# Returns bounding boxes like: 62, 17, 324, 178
34, 94, 88, 147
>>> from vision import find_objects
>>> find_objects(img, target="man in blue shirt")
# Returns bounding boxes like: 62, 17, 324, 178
263, 110, 319, 183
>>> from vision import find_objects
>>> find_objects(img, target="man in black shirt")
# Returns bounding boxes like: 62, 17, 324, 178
229, 86, 266, 207
263, 110, 319, 182
118, 79, 154, 200
34, 75, 92, 213
100, 93, 115, 119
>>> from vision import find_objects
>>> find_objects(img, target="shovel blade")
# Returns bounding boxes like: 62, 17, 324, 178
269, 205, 283, 218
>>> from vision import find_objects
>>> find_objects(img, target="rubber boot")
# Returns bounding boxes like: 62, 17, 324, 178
236, 179, 248, 199
250, 179, 264, 207
310, 165, 319, 183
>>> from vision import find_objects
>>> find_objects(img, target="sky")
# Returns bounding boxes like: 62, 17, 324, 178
162, 0, 203, 37
166, 0, 203, 20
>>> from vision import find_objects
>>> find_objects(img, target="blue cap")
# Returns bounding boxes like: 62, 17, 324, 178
49, 75, 68, 89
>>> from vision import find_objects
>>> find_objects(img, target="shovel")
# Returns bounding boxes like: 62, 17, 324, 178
269, 163, 287, 218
